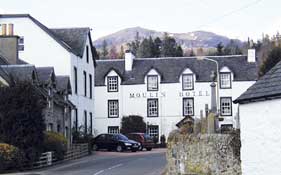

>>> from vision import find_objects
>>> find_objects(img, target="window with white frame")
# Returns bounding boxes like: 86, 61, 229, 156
108, 100, 119, 118
147, 75, 158, 91
107, 76, 118, 92
148, 125, 159, 140
108, 126, 119, 134
220, 72, 231, 89
147, 99, 158, 117
183, 98, 194, 116
182, 74, 194, 90
220, 97, 232, 116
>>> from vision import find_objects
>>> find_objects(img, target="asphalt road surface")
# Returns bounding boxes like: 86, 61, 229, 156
14, 149, 167, 175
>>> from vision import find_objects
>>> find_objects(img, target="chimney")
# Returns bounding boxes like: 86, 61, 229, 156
0, 36, 19, 64
125, 50, 135, 71
1, 24, 7, 36
247, 49, 256, 63
8, 24, 14, 36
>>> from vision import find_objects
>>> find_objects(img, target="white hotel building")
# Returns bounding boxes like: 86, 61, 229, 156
94, 51, 258, 140
0, 14, 96, 134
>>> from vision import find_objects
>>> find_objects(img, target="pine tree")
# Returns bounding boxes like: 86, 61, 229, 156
126, 32, 141, 55
216, 42, 224, 56
259, 46, 281, 77
161, 33, 178, 57
118, 45, 125, 59
101, 40, 108, 59
224, 40, 242, 55
153, 37, 162, 57
175, 45, 183, 57
137, 38, 153, 58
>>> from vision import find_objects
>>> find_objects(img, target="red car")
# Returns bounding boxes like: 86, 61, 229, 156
126, 133, 154, 151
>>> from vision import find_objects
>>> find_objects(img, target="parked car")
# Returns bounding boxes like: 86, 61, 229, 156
92, 133, 140, 152
126, 133, 154, 151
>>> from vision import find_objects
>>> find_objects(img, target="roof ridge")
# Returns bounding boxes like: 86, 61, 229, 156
96, 55, 247, 62
0, 64, 35, 67
134, 55, 246, 60
50, 27, 90, 30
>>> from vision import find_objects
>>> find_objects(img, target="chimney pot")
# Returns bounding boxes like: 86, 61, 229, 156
125, 51, 135, 71
1, 24, 7, 36
247, 49, 256, 63
8, 24, 14, 36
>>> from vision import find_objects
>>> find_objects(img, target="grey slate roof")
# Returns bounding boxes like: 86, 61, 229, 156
56, 75, 72, 94
36, 67, 54, 84
0, 52, 9, 65
234, 60, 281, 104
0, 64, 37, 82
0, 67, 11, 84
51, 28, 90, 57
95, 56, 258, 86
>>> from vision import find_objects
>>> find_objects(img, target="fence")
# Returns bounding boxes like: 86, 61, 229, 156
26, 143, 89, 169
64, 143, 89, 161
32, 151, 55, 169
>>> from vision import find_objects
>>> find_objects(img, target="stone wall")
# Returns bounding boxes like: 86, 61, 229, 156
165, 132, 241, 175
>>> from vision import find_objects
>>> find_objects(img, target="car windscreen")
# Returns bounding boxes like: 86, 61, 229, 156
117, 134, 129, 141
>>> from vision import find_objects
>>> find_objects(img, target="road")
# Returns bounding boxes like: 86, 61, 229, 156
15, 149, 167, 175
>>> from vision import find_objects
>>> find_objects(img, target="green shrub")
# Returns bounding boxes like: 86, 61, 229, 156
0, 82, 46, 163
0, 143, 25, 172
43, 132, 67, 160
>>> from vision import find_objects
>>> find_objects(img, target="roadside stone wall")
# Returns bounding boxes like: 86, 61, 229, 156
165, 132, 241, 175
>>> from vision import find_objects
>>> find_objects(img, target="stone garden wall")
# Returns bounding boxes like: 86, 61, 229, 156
165, 132, 241, 175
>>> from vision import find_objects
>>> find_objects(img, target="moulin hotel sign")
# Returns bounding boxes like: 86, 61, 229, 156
129, 91, 210, 98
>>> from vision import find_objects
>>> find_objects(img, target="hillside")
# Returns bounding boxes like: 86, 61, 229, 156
93, 27, 242, 50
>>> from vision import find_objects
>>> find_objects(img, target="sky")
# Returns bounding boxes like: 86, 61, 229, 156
0, 0, 280, 41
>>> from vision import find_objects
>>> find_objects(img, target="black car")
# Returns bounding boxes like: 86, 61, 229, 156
92, 133, 140, 152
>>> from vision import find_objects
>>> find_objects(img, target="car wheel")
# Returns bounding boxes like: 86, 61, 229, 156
93, 144, 99, 151
116, 145, 123, 152
139, 145, 143, 151
146, 147, 152, 151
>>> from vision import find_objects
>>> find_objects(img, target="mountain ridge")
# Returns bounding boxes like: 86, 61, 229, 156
93, 27, 242, 50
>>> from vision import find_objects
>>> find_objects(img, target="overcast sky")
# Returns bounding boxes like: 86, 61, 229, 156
1, 0, 280, 41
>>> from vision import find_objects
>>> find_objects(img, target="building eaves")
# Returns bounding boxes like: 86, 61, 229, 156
234, 60, 281, 104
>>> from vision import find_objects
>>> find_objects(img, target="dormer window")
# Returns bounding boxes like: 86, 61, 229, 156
147, 75, 158, 91
182, 74, 194, 90
220, 72, 231, 89
107, 76, 118, 92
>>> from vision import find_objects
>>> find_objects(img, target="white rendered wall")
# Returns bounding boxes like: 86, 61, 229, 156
239, 99, 281, 175
0, 17, 95, 134
94, 67, 255, 139
0, 17, 71, 75
69, 36, 95, 129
